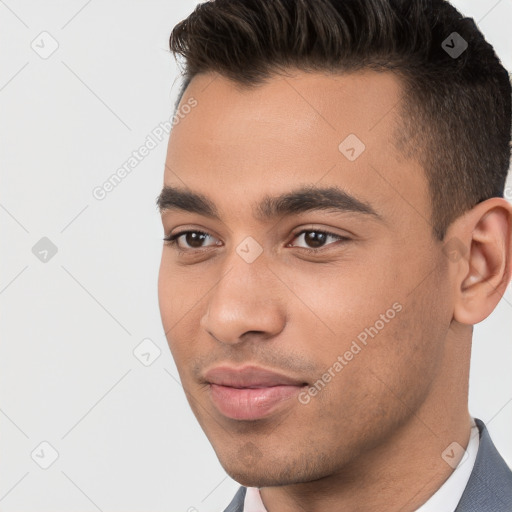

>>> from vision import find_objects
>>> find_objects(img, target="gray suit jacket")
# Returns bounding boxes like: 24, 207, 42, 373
223, 418, 512, 511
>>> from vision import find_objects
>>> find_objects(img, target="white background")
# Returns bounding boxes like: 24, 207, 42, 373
0, 1, 511, 510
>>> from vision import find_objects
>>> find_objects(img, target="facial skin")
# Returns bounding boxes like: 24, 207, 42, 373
158, 70, 512, 511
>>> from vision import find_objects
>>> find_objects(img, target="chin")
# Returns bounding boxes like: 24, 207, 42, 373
218, 453, 323, 488
222, 467, 289, 488
217, 456, 269, 487
216, 452, 280, 487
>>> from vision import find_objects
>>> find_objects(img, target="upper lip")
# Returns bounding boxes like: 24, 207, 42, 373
204, 365, 307, 388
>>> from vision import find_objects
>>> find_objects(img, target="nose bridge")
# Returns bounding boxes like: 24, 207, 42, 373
200, 241, 286, 344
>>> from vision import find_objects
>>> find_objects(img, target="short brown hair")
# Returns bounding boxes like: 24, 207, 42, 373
169, 0, 511, 240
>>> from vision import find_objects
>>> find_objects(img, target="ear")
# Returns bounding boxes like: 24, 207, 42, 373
448, 197, 512, 325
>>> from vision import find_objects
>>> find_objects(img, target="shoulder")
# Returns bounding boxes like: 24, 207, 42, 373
222, 485, 247, 512
455, 418, 512, 511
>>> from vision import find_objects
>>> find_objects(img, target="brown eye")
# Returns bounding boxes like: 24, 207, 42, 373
289, 229, 348, 251
163, 230, 220, 250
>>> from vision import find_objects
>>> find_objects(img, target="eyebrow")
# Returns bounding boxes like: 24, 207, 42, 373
156, 184, 382, 223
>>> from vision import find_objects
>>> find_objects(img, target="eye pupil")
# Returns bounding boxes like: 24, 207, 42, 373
186, 232, 207, 248
305, 231, 327, 248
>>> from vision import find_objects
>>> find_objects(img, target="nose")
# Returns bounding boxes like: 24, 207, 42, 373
199, 252, 287, 346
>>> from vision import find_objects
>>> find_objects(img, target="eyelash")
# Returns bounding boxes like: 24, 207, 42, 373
163, 229, 349, 256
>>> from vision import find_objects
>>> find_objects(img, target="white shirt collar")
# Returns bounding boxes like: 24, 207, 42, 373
415, 420, 479, 512
243, 420, 480, 512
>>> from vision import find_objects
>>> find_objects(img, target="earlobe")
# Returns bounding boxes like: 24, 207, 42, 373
452, 198, 512, 326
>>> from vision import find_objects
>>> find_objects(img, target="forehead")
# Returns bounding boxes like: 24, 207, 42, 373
164, 70, 430, 231
172, 70, 402, 148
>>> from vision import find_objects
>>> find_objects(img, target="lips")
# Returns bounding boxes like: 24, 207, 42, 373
204, 365, 307, 388
204, 365, 308, 420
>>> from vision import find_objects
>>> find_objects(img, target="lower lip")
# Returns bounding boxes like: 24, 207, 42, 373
209, 383, 305, 420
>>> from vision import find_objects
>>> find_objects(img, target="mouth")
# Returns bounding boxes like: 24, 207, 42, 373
208, 383, 307, 420
203, 365, 309, 420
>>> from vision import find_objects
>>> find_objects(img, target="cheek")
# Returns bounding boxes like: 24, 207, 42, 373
309, 302, 444, 448
344, 286, 448, 412
157, 258, 176, 331
286, 259, 446, 407
158, 254, 203, 322
158, 256, 197, 356
275, 256, 403, 353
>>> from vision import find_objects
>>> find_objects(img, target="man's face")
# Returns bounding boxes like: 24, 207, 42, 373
158, 70, 454, 486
